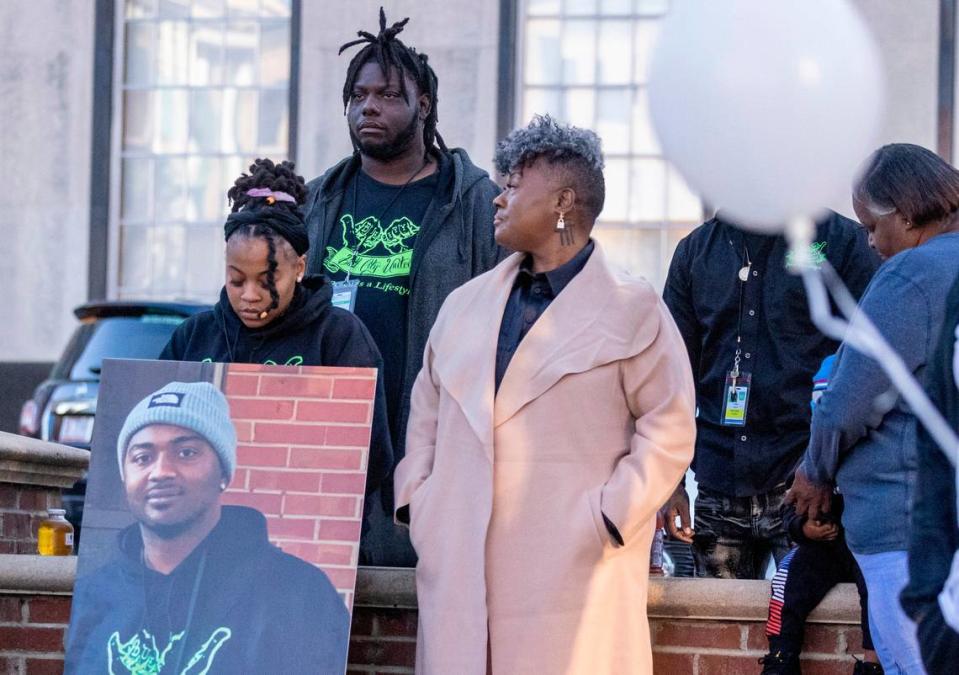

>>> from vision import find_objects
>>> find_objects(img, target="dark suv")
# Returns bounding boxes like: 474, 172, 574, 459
18, 301, 209, 531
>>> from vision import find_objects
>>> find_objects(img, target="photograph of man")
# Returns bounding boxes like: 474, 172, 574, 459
65, 381, 349, 675
393, 115, 696, 674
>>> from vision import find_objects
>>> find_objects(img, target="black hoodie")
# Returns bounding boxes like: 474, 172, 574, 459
159, 275, 392, 494
65, 506, 350, 674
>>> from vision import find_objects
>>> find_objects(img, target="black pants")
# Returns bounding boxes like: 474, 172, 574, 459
765, 538, 873, 654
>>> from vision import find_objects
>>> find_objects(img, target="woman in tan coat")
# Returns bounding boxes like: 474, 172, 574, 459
394, 115, 696, 674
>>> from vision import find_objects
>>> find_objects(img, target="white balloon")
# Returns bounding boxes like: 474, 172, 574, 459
647, 0, 885, 232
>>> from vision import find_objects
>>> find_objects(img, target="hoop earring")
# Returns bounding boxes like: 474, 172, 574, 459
555, 212, 574, 246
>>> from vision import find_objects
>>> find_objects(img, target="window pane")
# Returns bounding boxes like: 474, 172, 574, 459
260, 22, 290, 88
637, 0, 669, 16
155, 21, 189, 85
227, 0, 260, 16
124, 22, 155, 86
565, 0, 597, 15
600, 0, 632, 13
528, 0, 560, 15
667, 165, 703, 222
593, 226, 662, 282
258, 90, 288, 153
157, 0, 190, 18
119, 225, 154, 294
126, 0, 157, 19
154, 89, 189, 152
221, 89, 258, 153
631, 88, 659, 154
260, 0, 291, 17
150, 225, 188, 294
190, 21, 224, 86
633, 20, 659, 84
598, 21, 631, 85
599, 158, 629, 222
190, 89, 224, 153
562, 20, 595, 85
192, 0, 225, 18
522, 88, 562, 124
225, 21, 258, 86
222, 155, 248, 190
184, 225, 224, 298
630, 158, 667, 221
186, 156, 224, 222
525, 19, 562, 86
564, 88, 595, 128
155, 158, 190, 221
596, 89, 630, 155
122, 158, 154, 222
123, 90, 155, 151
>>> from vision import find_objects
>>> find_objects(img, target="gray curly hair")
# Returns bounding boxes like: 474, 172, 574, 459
494, 114, 606, 222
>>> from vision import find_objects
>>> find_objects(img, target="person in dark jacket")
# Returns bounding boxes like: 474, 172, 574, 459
65, 381, 350, 674
900, 276, 959, 674
661, 210, 877, 579
303, 9, 503, 565
161, 158, 391, 495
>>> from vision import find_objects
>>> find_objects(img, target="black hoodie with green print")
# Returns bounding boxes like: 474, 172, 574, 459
65, 506, 350, 675
159, 275, 392, 495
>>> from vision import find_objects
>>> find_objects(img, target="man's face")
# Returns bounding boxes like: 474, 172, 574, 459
347, 60, 427, 160
492, 158, 563, 252
123, 424, 224, 538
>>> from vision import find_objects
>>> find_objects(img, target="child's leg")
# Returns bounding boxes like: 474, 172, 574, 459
766, 543, 844, 655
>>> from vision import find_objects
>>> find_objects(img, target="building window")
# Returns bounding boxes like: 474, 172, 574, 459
518, 0, 702, 288
113, 0, 293, 301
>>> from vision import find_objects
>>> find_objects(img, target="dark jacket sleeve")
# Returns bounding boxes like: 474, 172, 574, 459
781, 501, 808, 544
158, 319, 191, 360
467, 176, 509, 273
663, 235, 701, 380
901, 277, 959, 671
324, 309, 394, 497
833, 217, 879, 301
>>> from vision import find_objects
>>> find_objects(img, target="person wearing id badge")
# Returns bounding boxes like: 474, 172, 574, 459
302, 9, 504, 566
662, 207, 878, 580
392, 116, 695, 674
160, 158, 393, 503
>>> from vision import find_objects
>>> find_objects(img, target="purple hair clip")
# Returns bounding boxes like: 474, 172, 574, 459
246, 187, 297, 205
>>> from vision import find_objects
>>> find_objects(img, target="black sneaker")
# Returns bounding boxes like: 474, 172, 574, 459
852, 657, 884, 675
758, 651, 801, 675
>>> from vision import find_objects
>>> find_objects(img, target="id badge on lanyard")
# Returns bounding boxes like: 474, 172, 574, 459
721, 369, 751, 426
331, 279, 359, 313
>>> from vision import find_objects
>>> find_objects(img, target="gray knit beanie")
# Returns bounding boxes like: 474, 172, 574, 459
116, 381, 237, 481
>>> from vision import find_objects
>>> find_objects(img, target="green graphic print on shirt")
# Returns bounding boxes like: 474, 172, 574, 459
324, 214, 420, 281
107, 627, 231, 675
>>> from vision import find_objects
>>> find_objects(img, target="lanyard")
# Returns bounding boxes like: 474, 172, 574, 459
731, 237, 753, 381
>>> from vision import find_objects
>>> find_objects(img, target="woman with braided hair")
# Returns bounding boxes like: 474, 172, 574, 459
160, 157, 392, 497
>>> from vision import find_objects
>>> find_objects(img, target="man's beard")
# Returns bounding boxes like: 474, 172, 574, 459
350, 110, 420, 161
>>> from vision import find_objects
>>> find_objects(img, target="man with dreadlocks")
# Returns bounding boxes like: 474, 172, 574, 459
304, 8, 503, 566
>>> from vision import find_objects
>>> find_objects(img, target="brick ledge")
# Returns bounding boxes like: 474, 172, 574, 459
0, 559, 861, 625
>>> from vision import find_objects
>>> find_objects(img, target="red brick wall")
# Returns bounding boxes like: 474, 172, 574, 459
0, 595, 70, 675
221, 364, 375, 609
0, 486, 62, 555
0, 593, 867, 674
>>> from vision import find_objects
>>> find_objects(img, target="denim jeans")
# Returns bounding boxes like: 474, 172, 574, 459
692, 484, 791, 579
853, 550, 927, 675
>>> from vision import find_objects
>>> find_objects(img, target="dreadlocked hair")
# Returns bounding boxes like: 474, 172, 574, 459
339, 7, 447, 155
227, 157, 307, 213
226, 158, 307, 315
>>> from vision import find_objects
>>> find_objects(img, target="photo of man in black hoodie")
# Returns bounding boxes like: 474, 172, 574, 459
65, 381, 350, 674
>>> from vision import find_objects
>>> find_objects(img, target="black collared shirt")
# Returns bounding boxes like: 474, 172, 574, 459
663, 212, 878, 497
495, 240, 595, 392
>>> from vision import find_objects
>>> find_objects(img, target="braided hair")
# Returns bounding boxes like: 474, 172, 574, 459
339, 7, 447, 155
226, 158, 308, 316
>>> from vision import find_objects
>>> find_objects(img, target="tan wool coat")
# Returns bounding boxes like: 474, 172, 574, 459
394, 243, 696, 674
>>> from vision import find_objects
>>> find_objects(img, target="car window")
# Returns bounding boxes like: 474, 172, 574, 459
69, 315, 186, 380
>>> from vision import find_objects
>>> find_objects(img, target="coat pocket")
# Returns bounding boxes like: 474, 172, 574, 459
408, 478, 433, 553
585, 487, 611, 554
